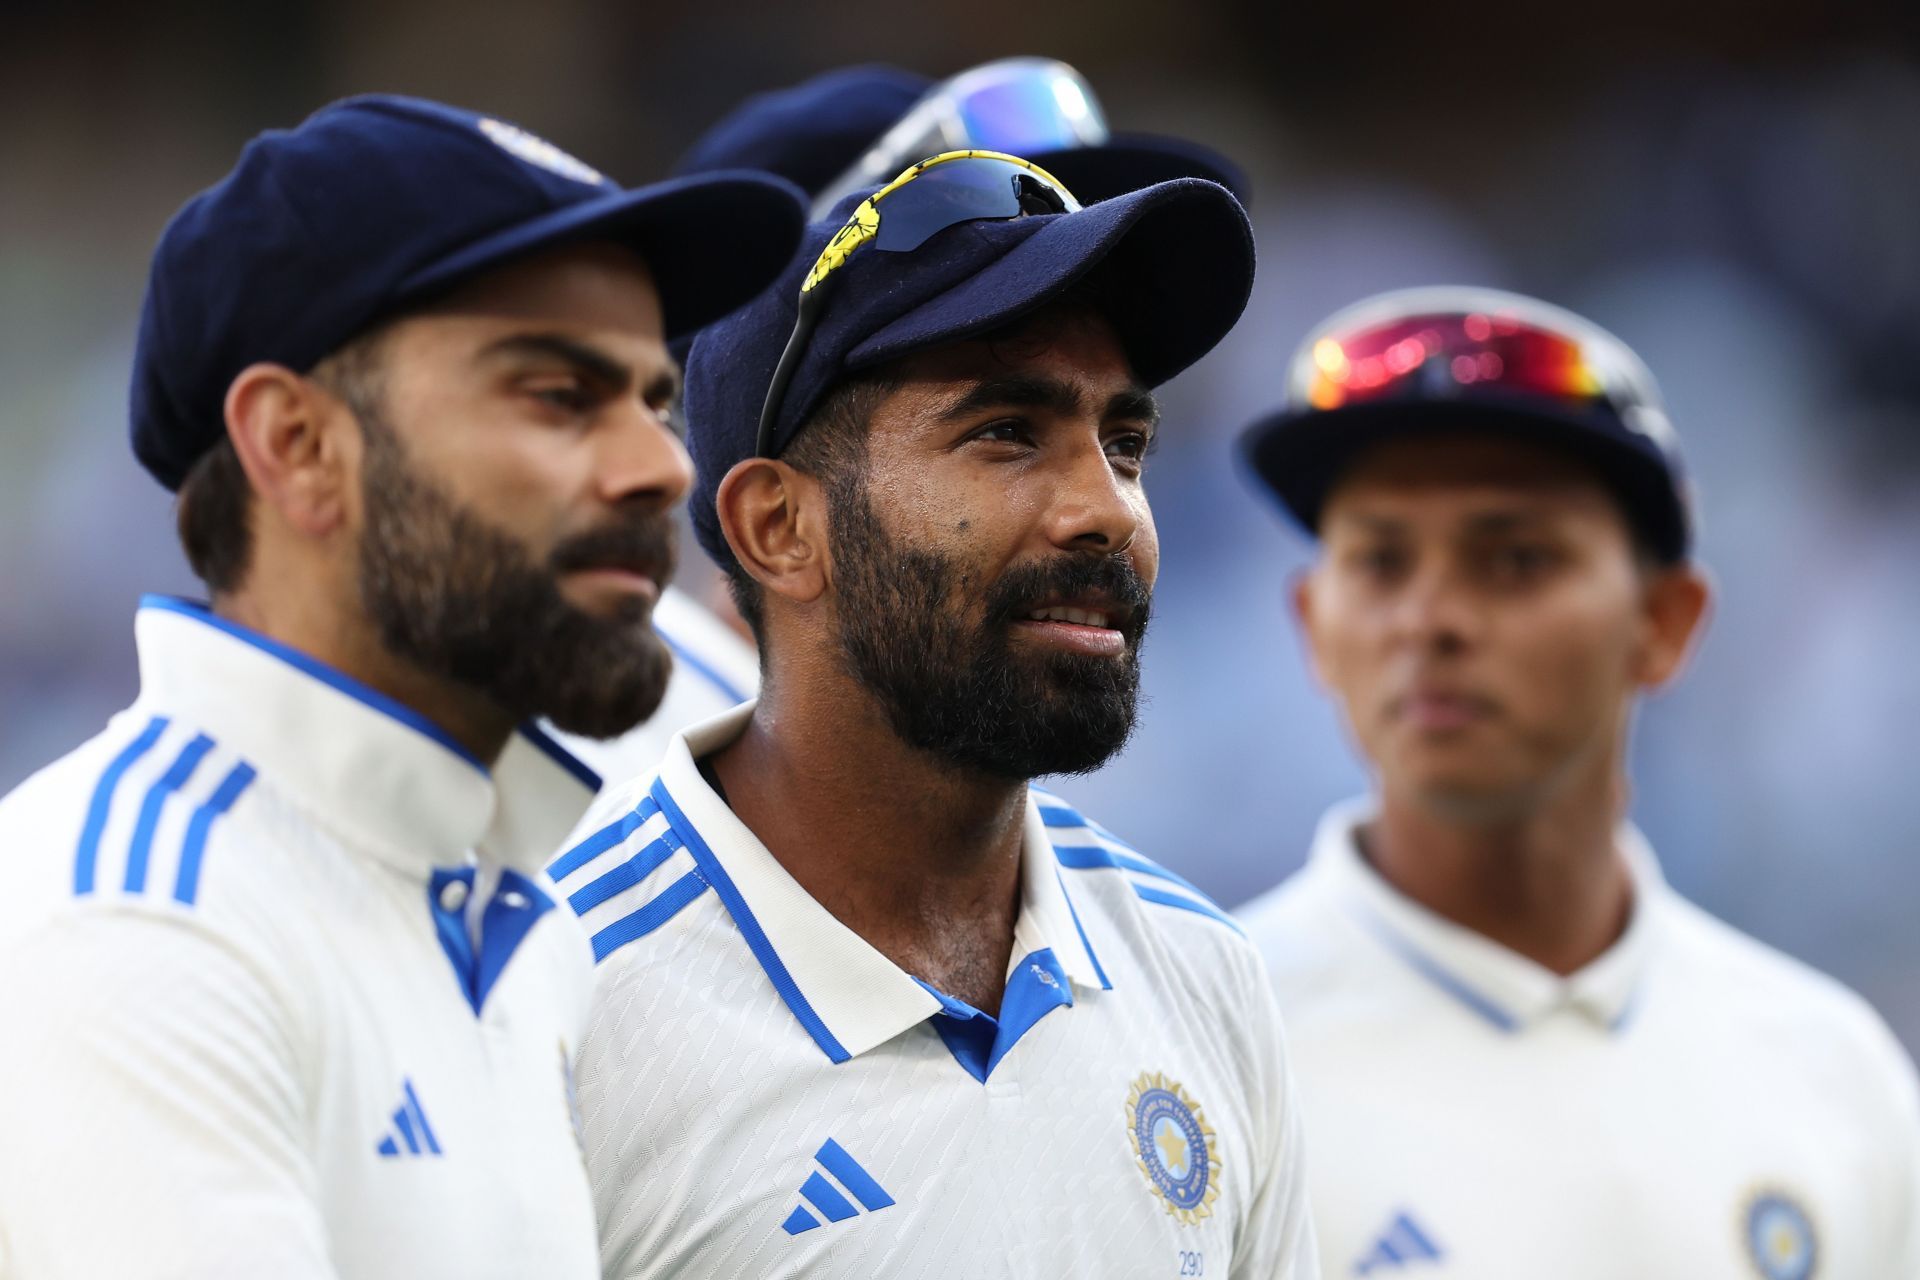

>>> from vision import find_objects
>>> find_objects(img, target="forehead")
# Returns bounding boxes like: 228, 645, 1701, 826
1321, 432, 1625, 532
880, 304, 1137, 403
402, 240, 665, 339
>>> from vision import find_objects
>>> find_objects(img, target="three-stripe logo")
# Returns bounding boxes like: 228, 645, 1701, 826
1353, 1210, 1444, 1274
375, 1078, 442, 1159
780, 1139, 894, 1236
73, 714, 256, 906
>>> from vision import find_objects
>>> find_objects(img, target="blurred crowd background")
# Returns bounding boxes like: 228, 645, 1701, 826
3, 0, 1916, 1049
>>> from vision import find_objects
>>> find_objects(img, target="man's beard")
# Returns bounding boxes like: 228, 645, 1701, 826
355, 414, 675, 740
830, 483, 1151, 781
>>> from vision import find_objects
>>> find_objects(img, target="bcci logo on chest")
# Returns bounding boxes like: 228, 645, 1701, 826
1126, 1071, 1221, 1226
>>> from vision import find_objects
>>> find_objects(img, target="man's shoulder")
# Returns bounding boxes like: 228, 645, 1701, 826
1031, 787, 1265, 983
1663, 892, 1918, 1089
546, 772, 725, 971
0, 705, 288, 956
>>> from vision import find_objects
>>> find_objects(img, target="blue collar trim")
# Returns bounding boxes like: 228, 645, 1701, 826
914, 947, 1075, 1083
657, 625, 751, 705
1356, 909, 1519, 1033
650, 776, 851, 1063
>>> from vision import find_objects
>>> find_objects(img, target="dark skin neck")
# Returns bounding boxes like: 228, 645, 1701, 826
709, 649, 1025, 1017
1361, 739, 1635, 977
213, 587, 516, 764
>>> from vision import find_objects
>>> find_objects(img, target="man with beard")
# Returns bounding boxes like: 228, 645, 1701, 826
0, 96, 803, 1278
549, 152, 1317, 1277
1235, 287, 1920, 1278
552, 56, 1248, 787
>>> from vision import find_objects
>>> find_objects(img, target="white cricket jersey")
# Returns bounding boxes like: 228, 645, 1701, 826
0, 596, 605, 1280
550, 585, 758, 786
1238, 800, 1920, 1280
549, 703, 1318, 1279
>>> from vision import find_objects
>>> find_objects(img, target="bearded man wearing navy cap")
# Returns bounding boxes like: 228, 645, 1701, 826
554, 56, 1251, 790
1234, 287, 1920, 1278
548, 152, 1316, 1277
0, 96, 803, 1278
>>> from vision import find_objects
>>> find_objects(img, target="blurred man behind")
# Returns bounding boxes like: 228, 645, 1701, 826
1238, 286, 1920, 1279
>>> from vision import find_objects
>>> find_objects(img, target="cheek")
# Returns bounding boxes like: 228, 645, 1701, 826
1498, 595, 1642, 727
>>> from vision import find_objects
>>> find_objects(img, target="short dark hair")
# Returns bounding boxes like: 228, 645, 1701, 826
723, 372, 895, 642
171, 330, 389, 595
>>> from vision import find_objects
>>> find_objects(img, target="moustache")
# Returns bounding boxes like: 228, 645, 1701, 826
548, 514, 678, 586
986, 552, 1153, 646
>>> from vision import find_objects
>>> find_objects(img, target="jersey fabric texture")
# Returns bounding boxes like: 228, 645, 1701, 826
550, 585, 758, 788
1238, 800, 1920, 1280
551, 703, 1319, 1279
0, 597, 604, 1279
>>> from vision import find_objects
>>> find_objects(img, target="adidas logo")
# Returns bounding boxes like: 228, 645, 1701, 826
374, 1078, 442, 1158
1354, 1210, 1444, 1274
780, 1139, 895, 1235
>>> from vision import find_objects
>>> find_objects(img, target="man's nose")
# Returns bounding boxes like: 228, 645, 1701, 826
596, 401, 693, 511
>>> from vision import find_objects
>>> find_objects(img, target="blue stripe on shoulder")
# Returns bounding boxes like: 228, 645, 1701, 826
568, 831, 682, 915
124, 733, 217, 893
590, 869, 710, 962
1052, 840, 1244, 937
548, 795, 661, 882
74, 715, 171, 896
1052, 841, 1212, 901
174, 761, 257, 906
1130, 883, 1247, 937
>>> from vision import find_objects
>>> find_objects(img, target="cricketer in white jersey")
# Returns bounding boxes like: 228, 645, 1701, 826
1240, 801, 1920, 1279
0, 597, 604, 1278
553, 584, 758, 785
552, 704, 1315, 1279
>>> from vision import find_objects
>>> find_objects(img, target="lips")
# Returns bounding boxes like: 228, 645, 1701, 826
1024, 603, 1116, 629
1390, 687, 1498, 731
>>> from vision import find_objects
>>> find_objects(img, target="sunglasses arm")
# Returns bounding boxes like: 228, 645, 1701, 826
755, 286, 832, 458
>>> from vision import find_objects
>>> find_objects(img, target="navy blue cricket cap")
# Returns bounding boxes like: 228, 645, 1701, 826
1240, 286, 1694, 562
131, 93, 807, 492
671, 63, 1248, 205
682, 174, 1256, 566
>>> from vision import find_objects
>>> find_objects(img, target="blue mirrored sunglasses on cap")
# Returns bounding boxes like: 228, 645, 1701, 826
811, 58, 1106, 216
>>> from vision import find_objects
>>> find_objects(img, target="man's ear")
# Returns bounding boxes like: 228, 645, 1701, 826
223, 363, 358, 539
1633, 561, 1713, 691
1291, 566, 1330, 689
714, 458, 832, 609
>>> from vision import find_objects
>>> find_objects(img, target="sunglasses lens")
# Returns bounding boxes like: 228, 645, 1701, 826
870, 157, 1074, 253
952, 66, 1107, 155
1302, 313, 1607, 412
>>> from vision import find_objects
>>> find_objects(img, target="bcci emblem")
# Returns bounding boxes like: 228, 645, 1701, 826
1743, 1189, 1818, 1280
477, 118, 609, 187
1126, 1071, 1221, 1226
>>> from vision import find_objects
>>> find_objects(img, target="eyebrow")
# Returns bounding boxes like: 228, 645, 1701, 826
478, 332, 675, 399
935, 374, 1160, 427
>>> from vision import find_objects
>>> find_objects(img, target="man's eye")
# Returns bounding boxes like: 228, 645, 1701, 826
972, 418, 1031, 445
1351, 546, 1409, 579
1488, 544, 1558, 579
531, 383, 594, 412
1106, 431, 1152, 463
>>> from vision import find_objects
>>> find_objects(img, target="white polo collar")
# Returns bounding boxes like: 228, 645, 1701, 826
1314, 798, 1665, 1032
652, 702, 1110, 1062
133, 596, 598, 876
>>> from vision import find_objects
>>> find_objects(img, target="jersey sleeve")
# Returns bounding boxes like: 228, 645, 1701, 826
1229, 950, 1321, 1280
0, 910, 337, 1279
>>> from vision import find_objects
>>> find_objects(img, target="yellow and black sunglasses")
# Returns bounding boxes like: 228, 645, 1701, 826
755, 149, 1081, 458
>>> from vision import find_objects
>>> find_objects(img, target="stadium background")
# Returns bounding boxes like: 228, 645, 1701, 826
2, 0, 1916, 1052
